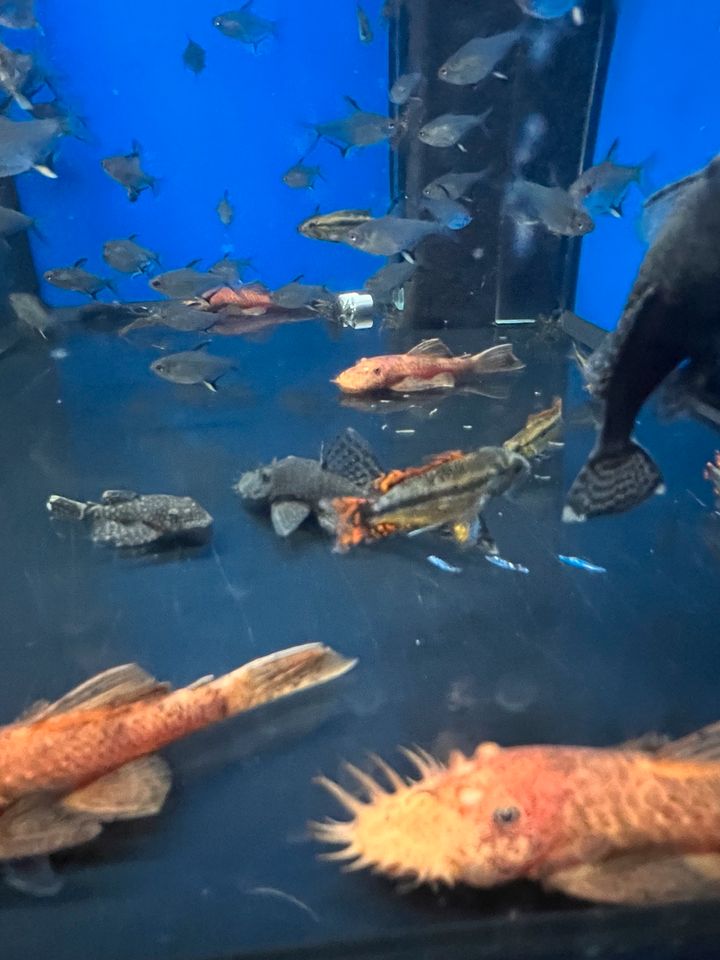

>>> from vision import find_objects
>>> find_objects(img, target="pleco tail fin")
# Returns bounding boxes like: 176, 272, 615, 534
46, 494, 90, 521
563, 440, 663, 522
471, 343, 525, 374
211, 642, 356, 715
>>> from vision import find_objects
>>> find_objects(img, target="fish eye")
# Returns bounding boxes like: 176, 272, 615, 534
438, 66, 448, 78
260, 468, 272, 482
348, 232, 358, 242
493, 806, 521, 826
373, 367, 382, 376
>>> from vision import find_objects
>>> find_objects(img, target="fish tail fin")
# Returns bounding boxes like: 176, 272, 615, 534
13, 91, 33, 112
210, 643, 356, 716
46, 494, 90, 521
563, 440, 664, 522
470, 342, 525, 374
321, 496, 371, 553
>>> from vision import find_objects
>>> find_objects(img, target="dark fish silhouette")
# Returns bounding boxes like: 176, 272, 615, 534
565, 155, 720, 521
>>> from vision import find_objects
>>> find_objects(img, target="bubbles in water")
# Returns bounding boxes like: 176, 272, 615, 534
494, 674, 538, 713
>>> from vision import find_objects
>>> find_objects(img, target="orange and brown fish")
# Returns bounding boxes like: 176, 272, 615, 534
322, 446, 528, 553
0, 643, 354, 873
332, 338, 525, 394
312, 722, 720, 905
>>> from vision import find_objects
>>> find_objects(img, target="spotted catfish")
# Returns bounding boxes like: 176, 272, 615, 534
323, 446, 529, 553
235, 428, 383, 538
332, 338, 525, 394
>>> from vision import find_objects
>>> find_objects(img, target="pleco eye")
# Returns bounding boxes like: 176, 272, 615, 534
493, 806, 521, 826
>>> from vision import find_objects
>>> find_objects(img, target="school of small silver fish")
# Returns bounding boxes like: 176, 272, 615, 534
0, 0, 718, 931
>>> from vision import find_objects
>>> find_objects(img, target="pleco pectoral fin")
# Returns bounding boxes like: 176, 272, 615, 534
2, 856, 63, 898
62, 755, 172, 820
91, 519, 164, 546
544, 852, 720, 905
390, 373, 455, 392
18, 663, 170, 723
563, 440, 664, 522
271, 499, 311, 537
321, 427, 383, 486
406, 338, 454, 358
0, 797, 102, 860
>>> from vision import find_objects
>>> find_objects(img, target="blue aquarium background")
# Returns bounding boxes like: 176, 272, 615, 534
15, 0, 390, 302
575, 0, 720, 329
2, 2, 720, 960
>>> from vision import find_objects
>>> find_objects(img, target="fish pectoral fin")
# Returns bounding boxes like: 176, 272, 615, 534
544, 852, 720, 905
270, 499, 311, 537
17, 664, 170, 724
62, 755, 172, 821
90, 519, 163, 547
0, 797, 103, 860
450, 514, 482, 548
390, 373, 455, 392
655, 720, 720, 762
406, 338, 453, 358
2, 855, 63, 898
320, 427, 383, 486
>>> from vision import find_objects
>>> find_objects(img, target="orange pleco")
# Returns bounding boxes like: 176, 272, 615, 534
332, 338, 524, 395
312, 722, 720, 905
0, 644, 355, 861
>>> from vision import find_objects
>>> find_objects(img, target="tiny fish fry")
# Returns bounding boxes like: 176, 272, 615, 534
312, 721, 720, 905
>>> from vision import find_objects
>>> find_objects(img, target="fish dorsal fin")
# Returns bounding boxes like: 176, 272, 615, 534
242, 0, 253, 8
654, 721, 720, 762
604, 137, 620, 162
73, 257, 87, 268
62, 755, 172, 820
407, 338, 453, 358
16, 664, 170, 724
101, 489, 138, 504
344, 95, 362, 112
186, 258, 202, 269
321, 427, 383, 487
373, 452, 464, 494
130, 139, 142, 156
128, 233, 138, 241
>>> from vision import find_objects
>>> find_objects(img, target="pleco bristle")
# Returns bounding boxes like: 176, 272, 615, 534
310, 748, 452, 883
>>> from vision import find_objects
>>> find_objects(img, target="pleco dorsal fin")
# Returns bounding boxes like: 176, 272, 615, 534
321, 427, 383, 487
271, 499, 311, 537
62, 755, 172, 820
0, 796, 103, 860
101, 489, 137, 504
407, 338, 453, 358
655, 720, 720, 761
17, 664, 170, 723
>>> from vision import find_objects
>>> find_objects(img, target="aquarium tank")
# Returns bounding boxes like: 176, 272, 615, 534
2, 0, 720, 958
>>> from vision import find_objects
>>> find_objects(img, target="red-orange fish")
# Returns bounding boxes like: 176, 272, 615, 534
0, 643, 354, 865
313, 722, 720, 905
202, 282, 275, 315
332, 338, 525, 394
